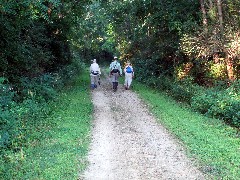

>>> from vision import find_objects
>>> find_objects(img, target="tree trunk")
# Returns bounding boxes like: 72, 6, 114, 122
216, 0, 224, 35
200, 0, 208, 30
215, 0, 235, 81
226, 56, 235, 82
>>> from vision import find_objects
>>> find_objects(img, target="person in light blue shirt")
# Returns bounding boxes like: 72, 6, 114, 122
109, 56, 122, 91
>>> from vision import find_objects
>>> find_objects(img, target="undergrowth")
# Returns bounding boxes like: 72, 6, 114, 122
134, 82, 240, 179
1, 70, 92, 179
135, 72, 240, 128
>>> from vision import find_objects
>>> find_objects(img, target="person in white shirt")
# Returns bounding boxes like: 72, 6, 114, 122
109, 56, 122, 91
124, 61, 134, 90
90, 59, 101, 89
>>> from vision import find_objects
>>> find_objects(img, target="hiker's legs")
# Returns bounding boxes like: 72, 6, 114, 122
111, 73, 119, 91
113, 82, 118, 91
125, 73, 133, 89
93, 76, 98, 88
124, 76, 128, 89
128, 76, 132, 88
90, 75, 98, 89
90, 75, 95, 89
98, 75, 100, 85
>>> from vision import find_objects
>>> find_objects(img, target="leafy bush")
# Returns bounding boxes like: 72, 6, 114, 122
169, 77, 199, 102
0, 59, 85, 151
136, 62, 240, 127
0, 78, 18, 149
206, 62, 227, 80
191, 80, 240, 127
1, 68, 92, 179
0, 77, 15, 109
191, 90, 219, 114
19, 74, 57, 102
0, 109, 18, 149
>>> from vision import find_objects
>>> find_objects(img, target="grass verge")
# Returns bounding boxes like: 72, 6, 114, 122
7, 71, 92, 179
134, 82, 240, 179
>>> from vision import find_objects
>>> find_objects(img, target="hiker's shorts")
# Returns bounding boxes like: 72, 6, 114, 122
90, 74, 99, 85
111, 73, 119, 83
124, 73, 133, 88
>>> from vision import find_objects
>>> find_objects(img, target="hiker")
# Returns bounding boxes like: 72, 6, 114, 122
124, 61, 134, 90
109, 56, 122, 91
90, 59, 101, 90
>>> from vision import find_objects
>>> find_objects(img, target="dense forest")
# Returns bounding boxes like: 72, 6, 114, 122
0, 0, 239, 178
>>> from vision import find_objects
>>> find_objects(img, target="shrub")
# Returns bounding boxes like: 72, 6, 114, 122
191, 80, 240, 127
136, 62, 240, 128
191, 89, 218, 114
19, 73, 58, 102
0, 77, 15, 109
1, 57, 86, 149
170, 77, 197, 102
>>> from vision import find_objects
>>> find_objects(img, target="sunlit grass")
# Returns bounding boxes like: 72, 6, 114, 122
11, 71, 92, 179
134, 82, 240, 179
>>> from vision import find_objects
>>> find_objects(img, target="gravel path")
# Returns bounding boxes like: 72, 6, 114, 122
80, 74, 205, 180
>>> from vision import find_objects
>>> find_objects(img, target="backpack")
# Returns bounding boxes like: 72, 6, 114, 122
126, 66, 132, 73
91, 71, 99, 75
111, 69, 119, 73
111, 63, 120, 73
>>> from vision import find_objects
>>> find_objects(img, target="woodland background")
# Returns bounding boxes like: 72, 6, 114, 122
0, 0, 239, 178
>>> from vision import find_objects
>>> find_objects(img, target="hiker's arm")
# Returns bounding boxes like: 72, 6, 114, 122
119, 64, 122, 75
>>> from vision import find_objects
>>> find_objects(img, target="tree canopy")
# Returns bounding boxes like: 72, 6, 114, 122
0, 1, 240, 178
0, 0, 239, 126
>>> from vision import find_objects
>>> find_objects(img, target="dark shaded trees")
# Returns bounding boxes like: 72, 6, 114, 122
95, 0, 239, 84
0, 0, 90, 83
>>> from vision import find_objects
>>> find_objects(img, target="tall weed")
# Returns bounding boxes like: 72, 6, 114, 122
191, 80, 240, 127
0, 59, 87, 179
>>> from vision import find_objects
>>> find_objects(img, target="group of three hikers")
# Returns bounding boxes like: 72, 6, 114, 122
89, 56, 134, 91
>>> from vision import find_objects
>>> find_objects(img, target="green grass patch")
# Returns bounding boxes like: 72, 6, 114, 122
134, 82, 240, 179
2, 71, 92, 179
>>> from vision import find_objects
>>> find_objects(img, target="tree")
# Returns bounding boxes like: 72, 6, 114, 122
0, 0, 90, 83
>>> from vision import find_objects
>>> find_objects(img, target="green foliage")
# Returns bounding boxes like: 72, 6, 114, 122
72, 1, 116, 62
201, 61, 228, 82
0, 78, 15, 108
0, 49, 87, 177
0, 0, 90, 164
169, 77, 197, 102
19, 74, 57, 102
93, 0, 240, 87
134, 58, 202, 103
0, 97, 51, 179
135, 55, 239, 127
191, 80, 240, 127
0, 0, 90, 83
1, 69, 91, 179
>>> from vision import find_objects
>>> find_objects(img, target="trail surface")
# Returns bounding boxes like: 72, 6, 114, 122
80, 74, 205, 180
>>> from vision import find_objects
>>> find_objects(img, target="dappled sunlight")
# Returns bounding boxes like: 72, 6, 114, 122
176, 62, 193, 80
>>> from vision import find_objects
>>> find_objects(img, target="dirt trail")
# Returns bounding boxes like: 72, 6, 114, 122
80, 74, 205, 180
